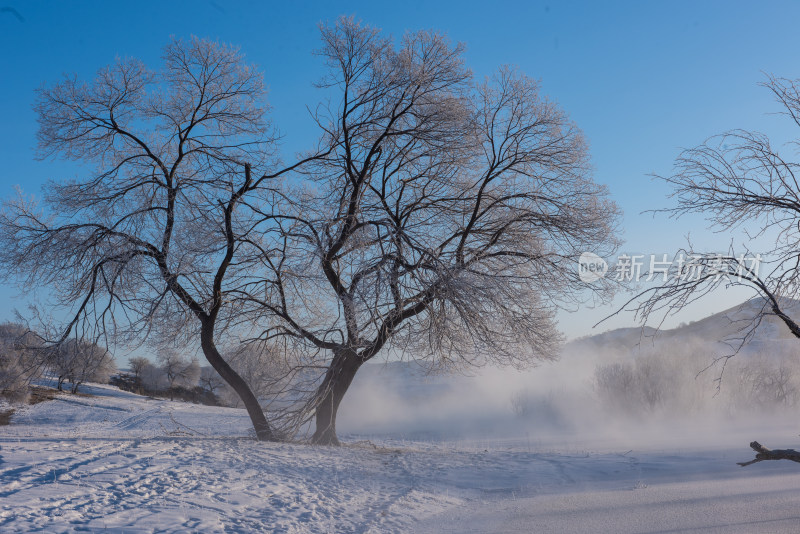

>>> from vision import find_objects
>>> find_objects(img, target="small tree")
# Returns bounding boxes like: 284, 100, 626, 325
157, 350, 200, 396
50, 341, 77, 392
594, 362, 637, 414
128, 356, 150, 381
49, 338, 115, 393
67, 342, 116, 394
199, 365, 226, 396
0, 323, 44, 402
140, 361, 166, 391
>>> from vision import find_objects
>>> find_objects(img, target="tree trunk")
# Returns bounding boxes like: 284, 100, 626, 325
199, 319, 276, 441
311, 348, 362, 446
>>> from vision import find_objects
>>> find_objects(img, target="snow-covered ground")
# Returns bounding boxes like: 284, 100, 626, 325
2, 382, 800, 533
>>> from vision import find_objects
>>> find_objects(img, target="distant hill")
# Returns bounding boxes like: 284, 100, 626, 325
358, 296, 800, 383
567, 296, 800, 360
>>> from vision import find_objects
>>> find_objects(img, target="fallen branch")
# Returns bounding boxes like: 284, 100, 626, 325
737, 441, 800, 467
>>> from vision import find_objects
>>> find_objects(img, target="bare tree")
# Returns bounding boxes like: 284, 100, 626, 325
199, 365, 226, 396
128, 356, 150, 381
244, 18, 621, 444
0, 323, 44, 402
157, 350, 200, 393
0, 37, 324, 441
619, 74, 800, 464
623, 75, 800, 367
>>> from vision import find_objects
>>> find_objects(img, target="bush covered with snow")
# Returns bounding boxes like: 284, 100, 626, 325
49, 339, 116, 394
0, 323, 44, 403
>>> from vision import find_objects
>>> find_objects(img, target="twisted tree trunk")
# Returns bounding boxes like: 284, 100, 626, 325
311, 348, 362, 446
199, 319, 276, 441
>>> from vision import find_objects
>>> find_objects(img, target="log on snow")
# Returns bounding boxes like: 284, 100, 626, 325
737, 441, 800, 467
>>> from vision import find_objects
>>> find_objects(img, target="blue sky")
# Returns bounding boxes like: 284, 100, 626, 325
2, 0, 800, 338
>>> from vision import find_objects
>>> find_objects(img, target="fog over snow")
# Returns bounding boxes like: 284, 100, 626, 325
3, 299, 800, 532
339, 298, 800, 448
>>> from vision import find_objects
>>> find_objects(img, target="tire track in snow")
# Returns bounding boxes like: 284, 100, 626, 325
0, 440, 137, 498
0, 437, 186, 500
113, 405, 164, 431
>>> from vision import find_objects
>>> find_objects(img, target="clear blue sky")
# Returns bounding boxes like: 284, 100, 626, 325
2, 0, 800, 338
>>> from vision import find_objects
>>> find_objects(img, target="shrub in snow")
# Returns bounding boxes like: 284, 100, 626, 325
0, 357, 32, 403
0, 323, 45, 403
49, 339, 116, 394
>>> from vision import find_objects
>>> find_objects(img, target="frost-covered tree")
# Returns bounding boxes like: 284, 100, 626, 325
128, 356, 150, 381
246, 18, 621, 444
0, 323, 44, 402
140, 360, 166, 391
49, 343, 77, 392
67, 342, 116, 394
0, 37, 324, 440
157, 350, 200, 392
49, 338, 116, 394
1, 23, 620, 444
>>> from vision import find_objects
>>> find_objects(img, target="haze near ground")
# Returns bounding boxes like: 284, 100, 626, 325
2, 299, 800, 533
